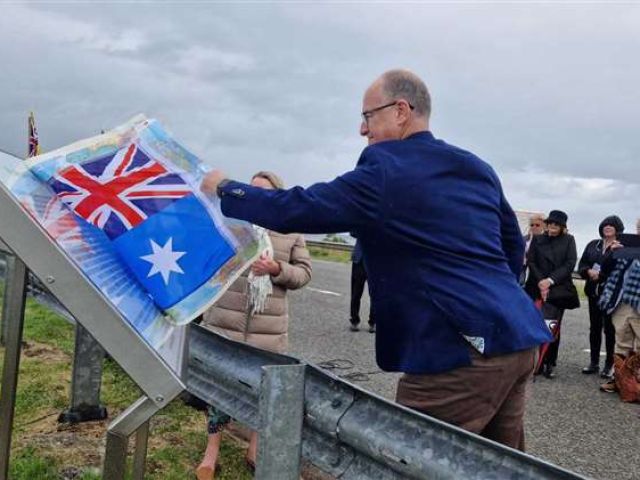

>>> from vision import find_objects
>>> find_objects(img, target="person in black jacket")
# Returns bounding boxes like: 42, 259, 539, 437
578, 215, 624, 377
525, 210, 578, 378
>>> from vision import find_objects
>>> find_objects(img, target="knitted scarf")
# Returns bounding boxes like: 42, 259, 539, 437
247, 226, 274, 315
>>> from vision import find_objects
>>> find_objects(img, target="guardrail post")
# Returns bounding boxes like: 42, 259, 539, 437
256, 364, 306, 480
58, 323, 108, 423
0, 255, 28, 480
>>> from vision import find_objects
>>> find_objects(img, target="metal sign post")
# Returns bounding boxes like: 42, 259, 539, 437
103, 396, 158, 480
0, 254, 28, 480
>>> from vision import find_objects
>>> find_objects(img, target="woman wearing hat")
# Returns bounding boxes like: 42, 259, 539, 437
525, 210, 578, 378
578, 215, 624, 378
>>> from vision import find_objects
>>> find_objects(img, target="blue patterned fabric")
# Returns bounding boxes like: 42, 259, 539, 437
620, 260, 640, 312
599, 258, 640, 314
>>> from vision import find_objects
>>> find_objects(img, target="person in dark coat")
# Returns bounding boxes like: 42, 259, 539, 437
578, 215, 624, 377
349, 239, 375, 332
525, 210, 578, 378
202, 69, 552, 451
520, 213, 545, 285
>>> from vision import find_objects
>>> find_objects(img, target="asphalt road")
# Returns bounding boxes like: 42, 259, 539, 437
287, 259, 640, 480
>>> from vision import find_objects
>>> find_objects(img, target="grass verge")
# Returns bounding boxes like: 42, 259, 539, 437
0, 280, 252, 480
308, 246, 351, 263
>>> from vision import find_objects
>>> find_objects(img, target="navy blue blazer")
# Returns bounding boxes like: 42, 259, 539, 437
218, 131, 552, 374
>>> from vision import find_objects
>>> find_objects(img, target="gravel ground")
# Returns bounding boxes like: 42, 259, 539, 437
288, 259, 640, 480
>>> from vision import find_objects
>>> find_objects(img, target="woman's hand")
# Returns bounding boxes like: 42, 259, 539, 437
610, 240, 624, 250
538, 278, 552, 302
251, 255, 281, 277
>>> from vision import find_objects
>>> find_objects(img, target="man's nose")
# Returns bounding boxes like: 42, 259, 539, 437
360, 120, 368, 136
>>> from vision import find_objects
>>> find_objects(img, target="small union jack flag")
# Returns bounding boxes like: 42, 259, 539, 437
49, 142, 191, 239
28, 112, 41, 158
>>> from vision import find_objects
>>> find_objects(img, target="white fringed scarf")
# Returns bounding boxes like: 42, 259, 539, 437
247, 226, 274, 315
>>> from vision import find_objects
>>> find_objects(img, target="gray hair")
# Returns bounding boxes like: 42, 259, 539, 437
251, 171, 285, 189
381, 69, 431, 118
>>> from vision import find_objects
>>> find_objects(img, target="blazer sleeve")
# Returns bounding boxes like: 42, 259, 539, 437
270, 234, 312, 290
218, 150, 385, 234
549, 236, 577, 284
496, 181, 525, 278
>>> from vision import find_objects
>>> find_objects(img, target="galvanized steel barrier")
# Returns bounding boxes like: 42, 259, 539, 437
188, 325, 588, 480
1, 243, 590, 479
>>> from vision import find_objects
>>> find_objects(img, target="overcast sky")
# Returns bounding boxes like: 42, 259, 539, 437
1, 1, 638, 253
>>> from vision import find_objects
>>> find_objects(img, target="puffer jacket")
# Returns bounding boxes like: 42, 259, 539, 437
202, 231, 312, 353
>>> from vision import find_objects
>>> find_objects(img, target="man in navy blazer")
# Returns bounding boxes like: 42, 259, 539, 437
202, 69, 551, 450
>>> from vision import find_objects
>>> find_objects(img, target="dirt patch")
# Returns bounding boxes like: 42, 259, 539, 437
16, 414, 108, 469
22, 340, 70, 363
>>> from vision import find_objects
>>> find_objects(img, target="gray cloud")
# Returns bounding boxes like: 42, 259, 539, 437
1, 2, 638, 255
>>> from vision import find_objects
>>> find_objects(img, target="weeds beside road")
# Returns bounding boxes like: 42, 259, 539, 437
0, 283, 253, 480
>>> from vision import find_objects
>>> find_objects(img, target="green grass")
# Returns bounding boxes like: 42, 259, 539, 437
308, 245, 351, 263
0, 280, 253, 479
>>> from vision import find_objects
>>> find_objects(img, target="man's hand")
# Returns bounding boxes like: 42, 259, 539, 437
251, 254, 281, 277
201, 170, 227, 196
587, 269, 600, 281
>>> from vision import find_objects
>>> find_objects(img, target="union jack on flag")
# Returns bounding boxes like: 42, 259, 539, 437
49, 142, 191, 239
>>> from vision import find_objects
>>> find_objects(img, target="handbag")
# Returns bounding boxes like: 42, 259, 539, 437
547, 282, 580, 310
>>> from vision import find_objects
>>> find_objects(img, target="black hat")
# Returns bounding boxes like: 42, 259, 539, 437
544, 210, 568, 226
598, 215, 624, 238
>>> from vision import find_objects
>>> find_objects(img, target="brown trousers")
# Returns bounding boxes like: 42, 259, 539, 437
395, 347, 536, 451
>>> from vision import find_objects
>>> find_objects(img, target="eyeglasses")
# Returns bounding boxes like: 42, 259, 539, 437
361, 101, 414, 126
530, 223, 542, 227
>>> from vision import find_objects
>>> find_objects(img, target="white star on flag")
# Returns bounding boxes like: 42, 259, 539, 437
140, 237, 186, 285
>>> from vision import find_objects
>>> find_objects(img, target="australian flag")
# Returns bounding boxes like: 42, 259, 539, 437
49, 142, 234, 309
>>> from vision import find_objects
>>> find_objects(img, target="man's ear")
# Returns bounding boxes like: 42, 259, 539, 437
396, 99, 412, 125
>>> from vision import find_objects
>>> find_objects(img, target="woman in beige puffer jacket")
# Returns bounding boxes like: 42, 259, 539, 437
196, 171, 312, 480
201, 228, 311, 354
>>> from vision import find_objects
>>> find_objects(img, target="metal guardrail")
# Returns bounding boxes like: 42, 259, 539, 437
2, 242, 590, 479
188, 324, 588, 480
306, 239, 355, 253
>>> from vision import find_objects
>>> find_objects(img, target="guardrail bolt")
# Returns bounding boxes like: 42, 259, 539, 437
155, 395, 164, 403
45, 275, 55, 284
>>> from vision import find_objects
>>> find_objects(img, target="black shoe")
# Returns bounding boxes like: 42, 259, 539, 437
600, 364, 614, 379
368, 324, 376, 333
349, 323, 360, 332
543, 364, 556, 379
582, 364, 599, 374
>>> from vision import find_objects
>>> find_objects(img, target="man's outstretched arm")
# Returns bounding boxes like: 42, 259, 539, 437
201, 152, 385, 234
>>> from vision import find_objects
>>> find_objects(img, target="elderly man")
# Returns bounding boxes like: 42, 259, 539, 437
202, 69, 551, 450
